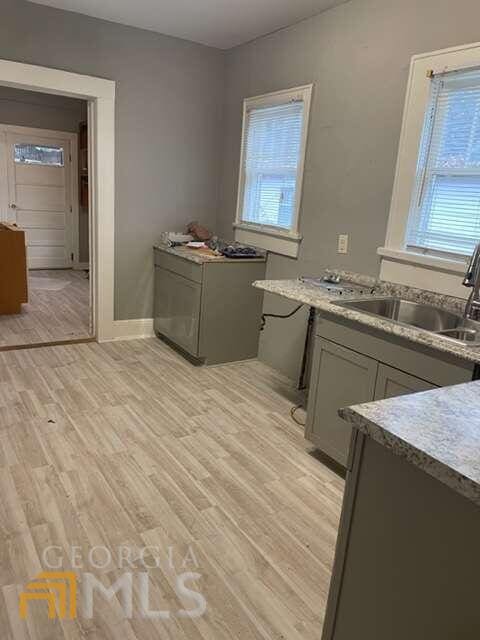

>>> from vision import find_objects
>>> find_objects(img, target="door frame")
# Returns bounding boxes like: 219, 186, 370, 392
0, 124, 79, 269
0, 58, 115, 341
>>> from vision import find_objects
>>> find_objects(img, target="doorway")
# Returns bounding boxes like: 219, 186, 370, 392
0, 57, 116, 344
0, 98, 91, 347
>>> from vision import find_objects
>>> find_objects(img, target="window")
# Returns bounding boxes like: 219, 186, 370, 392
14, 143, 64, 166
406, 67, 480, 258
380, 42, 480, 295
235, 85, 312, 258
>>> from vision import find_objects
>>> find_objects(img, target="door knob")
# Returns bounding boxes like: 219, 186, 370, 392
10, 203, 17, 209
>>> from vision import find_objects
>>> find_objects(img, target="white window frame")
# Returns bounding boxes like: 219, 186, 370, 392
379, 41, 480, 295
234, 85, 313, 258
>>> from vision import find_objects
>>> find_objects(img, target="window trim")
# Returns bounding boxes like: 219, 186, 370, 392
380, 41, 480, 285
234, 84, 313, 258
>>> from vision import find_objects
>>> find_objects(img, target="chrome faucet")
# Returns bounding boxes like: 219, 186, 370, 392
463, 241, 480, 320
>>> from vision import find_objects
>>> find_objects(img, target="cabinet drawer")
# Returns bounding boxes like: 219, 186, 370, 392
154, 249, 203, 283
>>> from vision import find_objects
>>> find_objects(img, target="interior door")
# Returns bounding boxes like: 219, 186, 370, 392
6, 133, 72, 269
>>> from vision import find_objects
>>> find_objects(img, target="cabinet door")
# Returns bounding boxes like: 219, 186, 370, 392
374, 364, 437, 400
154, 267, 201, 356
306, 338, 378, 467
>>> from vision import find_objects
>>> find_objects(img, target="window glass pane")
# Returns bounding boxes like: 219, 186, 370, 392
407, 68, 480, 257
411, 175, 480, 255
14, 143, 64, 166
241, 101, 304, 230
244, 173, 297, 228
435, 90, 480, 168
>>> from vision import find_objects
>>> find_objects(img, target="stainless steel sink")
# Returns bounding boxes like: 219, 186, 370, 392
334, 297, 480, 346
436, 328, 478, 342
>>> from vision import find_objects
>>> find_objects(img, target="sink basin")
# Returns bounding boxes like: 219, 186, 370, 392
335, 297, 462, 331
436, 328, 478, 342
335, 297, 480, 346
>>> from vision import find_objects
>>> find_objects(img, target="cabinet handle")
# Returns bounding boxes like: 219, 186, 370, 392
10, 203, 17, 209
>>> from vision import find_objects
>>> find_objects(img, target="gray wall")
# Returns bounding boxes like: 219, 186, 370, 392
0, 0, 225, 321
218, 0, 480, 380
0, 86, 86, 132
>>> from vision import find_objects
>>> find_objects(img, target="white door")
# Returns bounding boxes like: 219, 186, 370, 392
6, 133, 72, 269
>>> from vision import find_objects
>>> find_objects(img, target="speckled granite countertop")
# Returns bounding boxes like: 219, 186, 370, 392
340, 381, 480, 506
154, 244, 266, 264
253, 271, 480, 364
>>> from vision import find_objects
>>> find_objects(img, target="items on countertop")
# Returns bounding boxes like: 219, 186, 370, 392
300, 274, 375, 296
154, 242, 267, 265
184, 241, 263, 259
221, 245, 261, 259
157, 224, 266, 261
158, 231, 194, 246
186, 221, 213, 242
186, 241, 207, 249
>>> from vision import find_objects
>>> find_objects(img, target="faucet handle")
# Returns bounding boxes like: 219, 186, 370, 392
463, 273, 474, 287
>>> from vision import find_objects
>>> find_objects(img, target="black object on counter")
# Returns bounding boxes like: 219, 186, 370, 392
221, 246, 261, 259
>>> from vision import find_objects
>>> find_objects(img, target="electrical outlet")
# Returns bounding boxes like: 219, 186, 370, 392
338, 234, 349, 254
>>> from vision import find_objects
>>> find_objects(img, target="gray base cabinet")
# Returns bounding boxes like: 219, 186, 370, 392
306, 314, 474, 466
323, 435, 480, 640
305, 339, 378, 466
154, 248, 266, 365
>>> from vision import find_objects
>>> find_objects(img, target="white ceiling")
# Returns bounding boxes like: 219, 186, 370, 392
28, 0, 346, 49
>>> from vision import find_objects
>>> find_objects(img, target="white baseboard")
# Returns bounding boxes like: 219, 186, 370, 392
101, 318, 155, 342
29, 258, 68, 269
73, 262, 89, 270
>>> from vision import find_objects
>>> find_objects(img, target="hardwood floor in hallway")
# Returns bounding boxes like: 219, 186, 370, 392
0, 269, 90, 348
0, 338, 344, 639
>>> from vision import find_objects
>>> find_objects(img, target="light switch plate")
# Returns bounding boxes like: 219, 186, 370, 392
338, 234, 349, 254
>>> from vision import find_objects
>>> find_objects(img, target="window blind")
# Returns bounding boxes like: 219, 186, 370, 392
241, 101, 304, 230
407, 67, 480, 257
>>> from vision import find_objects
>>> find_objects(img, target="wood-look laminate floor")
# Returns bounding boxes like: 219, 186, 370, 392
0, 338, 344, 639
0, 270, 90, 348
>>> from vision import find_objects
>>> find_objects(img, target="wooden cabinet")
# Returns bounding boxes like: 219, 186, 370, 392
306, 339, 378, 467
305, 315, 474, 467
0, 224, 28, 314
154, 248, 266, 365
